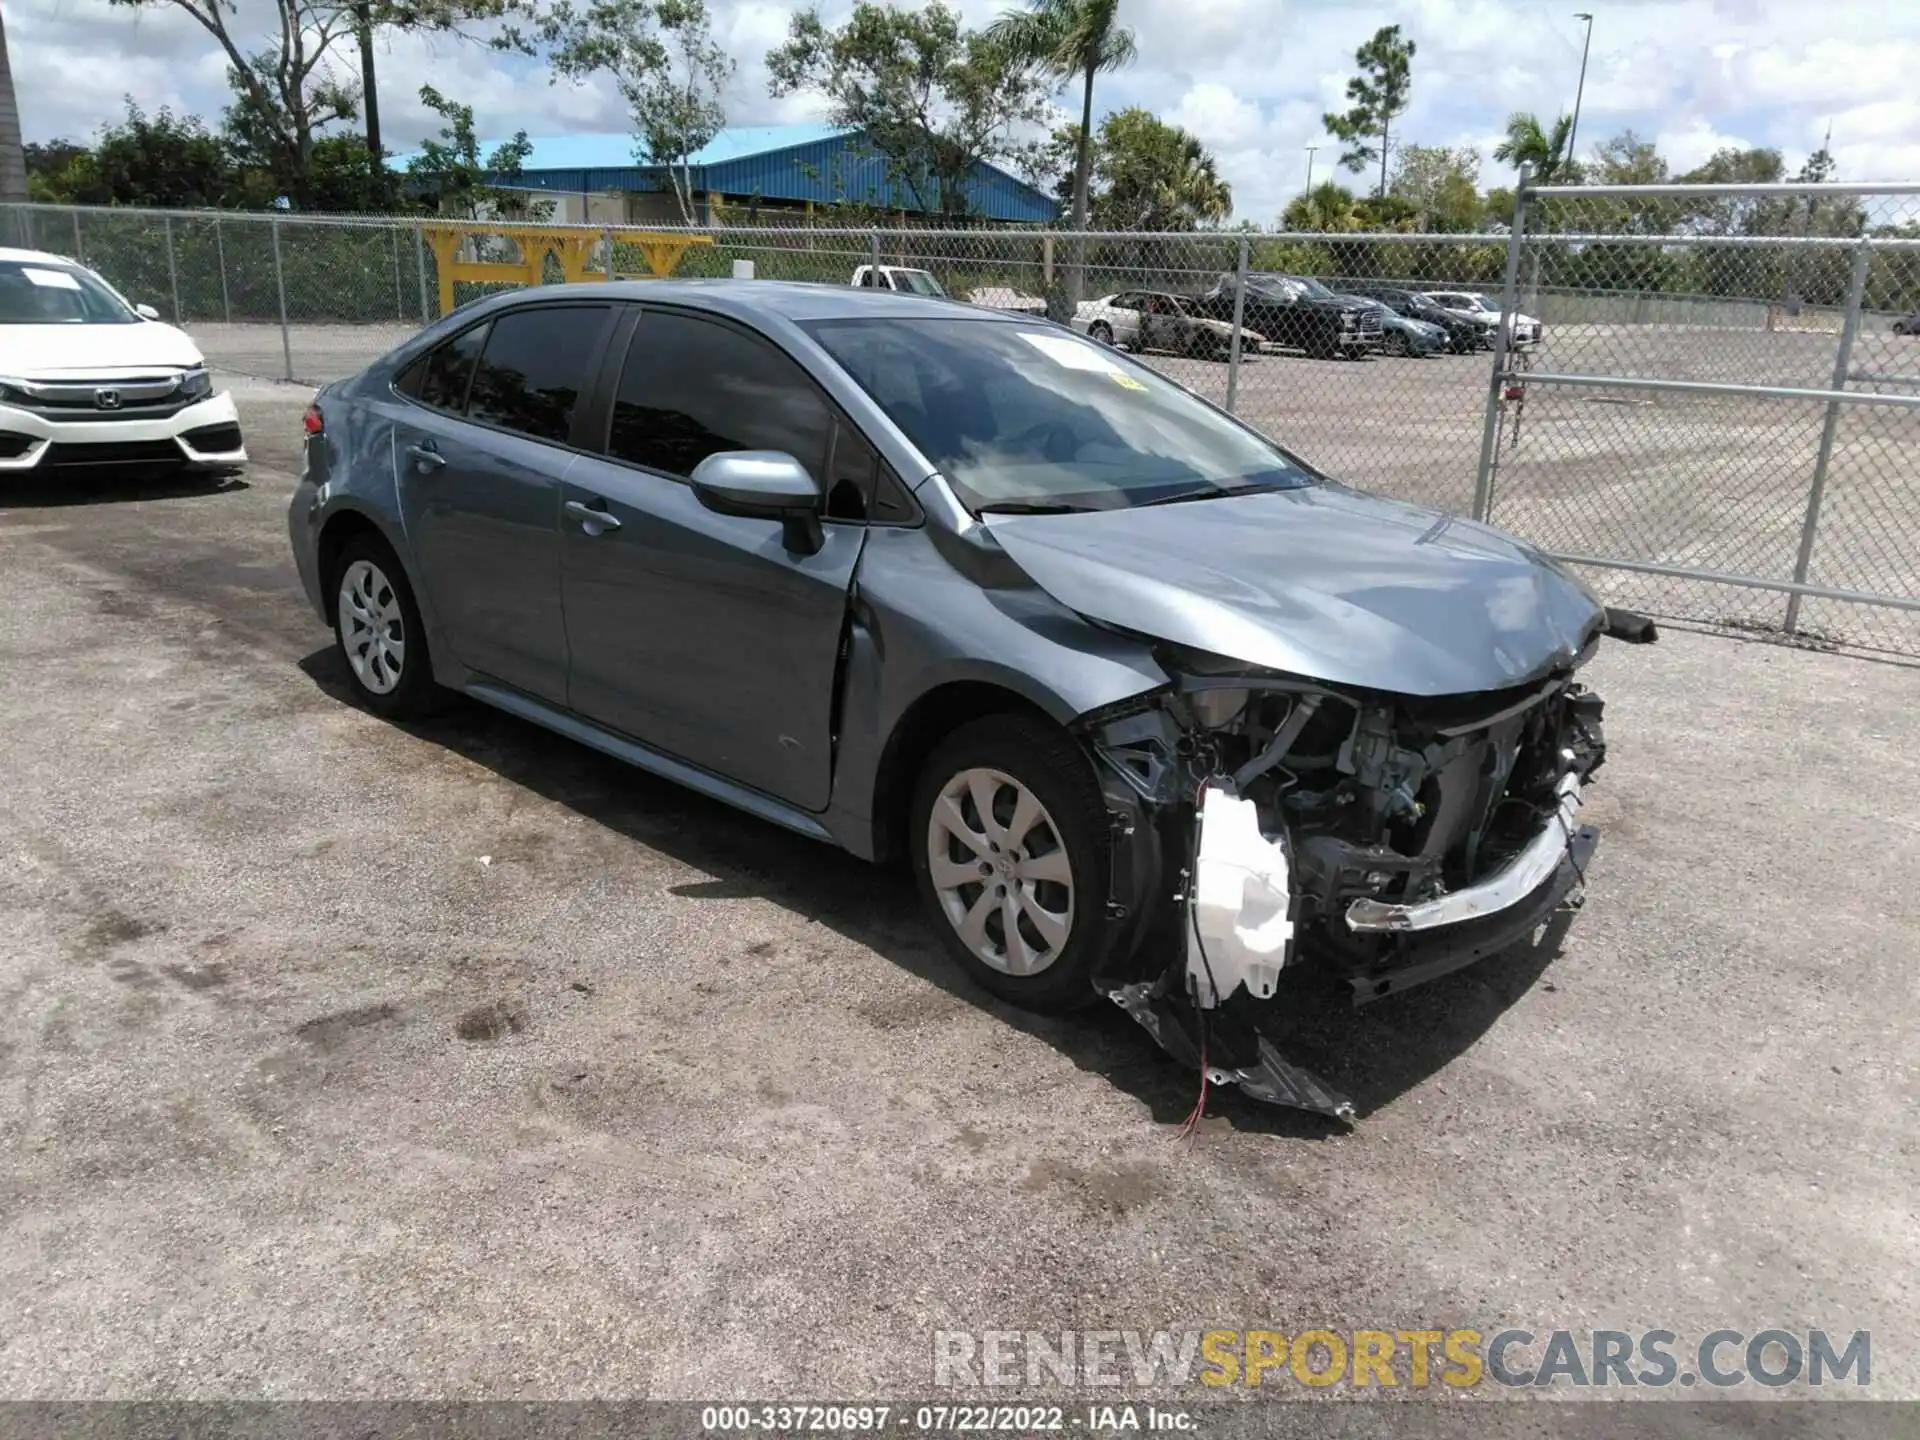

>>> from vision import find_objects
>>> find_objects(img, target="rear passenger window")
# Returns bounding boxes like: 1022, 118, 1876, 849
609, 311, 833, 481
466, 305, 609, 444
413, 322, 489, 412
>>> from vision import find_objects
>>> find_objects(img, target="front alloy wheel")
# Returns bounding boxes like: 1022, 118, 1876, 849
926, 767, 1075, 977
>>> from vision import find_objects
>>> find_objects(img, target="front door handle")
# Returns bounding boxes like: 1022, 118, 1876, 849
405, 442, 445, 472
565, 499, 622, 534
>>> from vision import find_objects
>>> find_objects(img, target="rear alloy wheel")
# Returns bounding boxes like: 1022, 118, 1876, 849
910, 714, 1116, 1011
1089, 321, 1114, 346
332, 536, 440, 719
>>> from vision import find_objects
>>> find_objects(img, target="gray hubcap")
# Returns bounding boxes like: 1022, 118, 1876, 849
338, 559, 406, 696
926, 767, 1074, 976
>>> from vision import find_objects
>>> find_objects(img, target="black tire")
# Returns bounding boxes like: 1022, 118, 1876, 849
329, 533, 442, 720
1088, 321, 1114, 346
1383, 330, 1410, 357
909, 713, 1120, 1012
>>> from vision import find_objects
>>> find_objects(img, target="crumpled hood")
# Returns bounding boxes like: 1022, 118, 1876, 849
0, 321, 205, 376
986, 486, 1605, 696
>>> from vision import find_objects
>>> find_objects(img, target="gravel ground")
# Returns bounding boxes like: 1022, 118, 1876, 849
0, 382, 1915, 1410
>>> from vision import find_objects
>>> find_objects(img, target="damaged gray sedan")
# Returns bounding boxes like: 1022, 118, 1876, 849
288, 281, 1652, 1119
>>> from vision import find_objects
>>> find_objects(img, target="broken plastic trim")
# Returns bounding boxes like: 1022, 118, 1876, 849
1108, 981, 1355, 1123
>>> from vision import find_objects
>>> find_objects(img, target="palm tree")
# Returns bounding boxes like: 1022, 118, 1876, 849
0, 6, 27, 207
1493, 111, 1578, 184
986, 0, 1137, 241
1162, 137, 1230, 227
1282, 181, 1358, 234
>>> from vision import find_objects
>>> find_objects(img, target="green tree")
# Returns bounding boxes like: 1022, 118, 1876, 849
524, 0, 731, 223
1323, 23, 1415, 199
404, 84, 552, 220
1282, 180, 1358, 233
984, 0, 1135, 237
0, 5, 25, 205
40, 101, 239, 207
1389, 143, 1482, 231
1064, 109, 1230, 230
767, 2, 1053, 217
1493, 111, 1579, 184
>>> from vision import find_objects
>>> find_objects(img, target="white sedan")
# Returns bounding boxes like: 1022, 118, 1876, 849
1070, 293, 1147, 349
0, 247, 247, 478
1422, 290, 1541, 348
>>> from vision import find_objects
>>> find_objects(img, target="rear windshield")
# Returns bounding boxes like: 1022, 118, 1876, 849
0, 261, 137, 324
804, 317, 1316, 513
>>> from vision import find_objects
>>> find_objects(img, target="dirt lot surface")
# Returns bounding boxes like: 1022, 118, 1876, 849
0, 381, 1916, 1408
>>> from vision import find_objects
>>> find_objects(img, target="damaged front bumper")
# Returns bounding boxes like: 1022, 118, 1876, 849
1082, 647, 1619, 1122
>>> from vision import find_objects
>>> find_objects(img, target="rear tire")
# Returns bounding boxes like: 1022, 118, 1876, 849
1384, 331, 1410, 357
1089, 321, 1114, 346
909, 714, 1119, 1012
330, 534, 441, 720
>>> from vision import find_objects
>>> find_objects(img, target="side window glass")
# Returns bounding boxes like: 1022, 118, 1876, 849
608, 312, 833, 481
824, 421, 874, 522
869, 461, 917, 524
415, 321, 489, 412
466, 305, 608, 444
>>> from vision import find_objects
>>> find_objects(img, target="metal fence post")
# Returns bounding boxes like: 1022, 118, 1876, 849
415, 223, 431, 325
214, 217, 232, 324
1784, 238, 1872, 634
1472, 163, 1531, 522
604, 224, 615, 280
1225, 234, 1250, 414
71, 208, 83, 262
390, 225, 404, 320
869, 230, 881, 277
164, 215, 182, 322
270, 217, 293, 382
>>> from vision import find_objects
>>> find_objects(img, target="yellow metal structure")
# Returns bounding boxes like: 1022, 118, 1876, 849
419, 224, 715, 316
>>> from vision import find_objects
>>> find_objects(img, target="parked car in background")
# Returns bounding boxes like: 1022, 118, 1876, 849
1349, 298, 1447, 357
288, 279, 1643, 1119
1074, 291, 1266, 359
1893, 313, 1920, 335
966, 286, 1048, 316
851, 265, 948, 298
0, 247, 247, 479
1190, 272, 1381, 358
1341, 282, 1482, 353
1423, 290, 1542, 348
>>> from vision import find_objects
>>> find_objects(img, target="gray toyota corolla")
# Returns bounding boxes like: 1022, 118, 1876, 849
289, 280, 1652, 1117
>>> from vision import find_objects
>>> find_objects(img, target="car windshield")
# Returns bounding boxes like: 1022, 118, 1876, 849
0, 260, 137, 324
805, 317, 1317, 513
1287, 276, 1338, 301
894, 270, 946, 297
1474, 294, 1503, 311
1245, 275, 1302, 299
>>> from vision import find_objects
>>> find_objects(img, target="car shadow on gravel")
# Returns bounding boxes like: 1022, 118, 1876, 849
299, 645, 1569, 1138
0, 471, 249, 509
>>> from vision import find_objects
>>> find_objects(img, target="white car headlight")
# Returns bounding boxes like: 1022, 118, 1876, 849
179, 367, 213, 401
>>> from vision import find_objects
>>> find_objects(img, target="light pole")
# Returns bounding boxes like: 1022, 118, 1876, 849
1303, 145, 1319, 195
1564, 12, 1594, 177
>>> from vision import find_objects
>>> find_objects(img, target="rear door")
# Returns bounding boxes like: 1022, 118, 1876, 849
393, 302, 615, 702
557, 307, 870, 811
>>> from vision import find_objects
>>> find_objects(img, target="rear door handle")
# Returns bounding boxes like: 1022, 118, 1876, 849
405, 442, 445, 471
565, 499, 622, 533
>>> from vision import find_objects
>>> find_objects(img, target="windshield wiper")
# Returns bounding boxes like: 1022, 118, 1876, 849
975, 501, 1091, 516
1135, 482, 1294, 507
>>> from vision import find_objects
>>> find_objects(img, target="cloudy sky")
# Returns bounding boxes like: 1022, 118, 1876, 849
11, 0, 1920, 222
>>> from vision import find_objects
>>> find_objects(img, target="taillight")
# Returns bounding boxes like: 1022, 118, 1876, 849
302, 405, 324, 436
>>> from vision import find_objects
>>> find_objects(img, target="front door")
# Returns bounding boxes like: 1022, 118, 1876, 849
559, 308, 866, 812
393, 303, 615, 702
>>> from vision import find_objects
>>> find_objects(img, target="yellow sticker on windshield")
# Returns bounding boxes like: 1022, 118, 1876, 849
1111, 373, 1147, 391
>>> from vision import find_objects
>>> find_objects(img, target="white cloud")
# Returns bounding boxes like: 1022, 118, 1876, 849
11, 0, 1920, 222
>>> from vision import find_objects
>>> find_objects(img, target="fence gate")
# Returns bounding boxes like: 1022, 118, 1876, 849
1474, 175, 1920, 658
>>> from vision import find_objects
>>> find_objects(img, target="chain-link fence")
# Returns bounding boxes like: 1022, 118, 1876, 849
3, 194, 1916, 657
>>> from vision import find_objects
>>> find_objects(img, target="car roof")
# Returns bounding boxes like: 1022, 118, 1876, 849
492, 278, 1020, 327
0, 247, 83, 267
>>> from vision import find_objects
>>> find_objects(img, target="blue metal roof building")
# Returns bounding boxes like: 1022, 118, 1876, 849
395, 125, 1060, 225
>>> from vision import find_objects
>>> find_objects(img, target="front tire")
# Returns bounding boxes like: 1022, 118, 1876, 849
1383, 330, 1410, 357
910, 714, 1117, 1012
331, 535, 440, 719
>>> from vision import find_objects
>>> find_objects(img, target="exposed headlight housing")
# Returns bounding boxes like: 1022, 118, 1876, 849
179, 367, 213, 401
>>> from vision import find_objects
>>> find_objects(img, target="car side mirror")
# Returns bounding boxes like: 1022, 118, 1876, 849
134, 304, 160, 321
690, 450, 825, 556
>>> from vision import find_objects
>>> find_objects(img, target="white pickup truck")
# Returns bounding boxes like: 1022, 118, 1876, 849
851, 265, 949, 297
